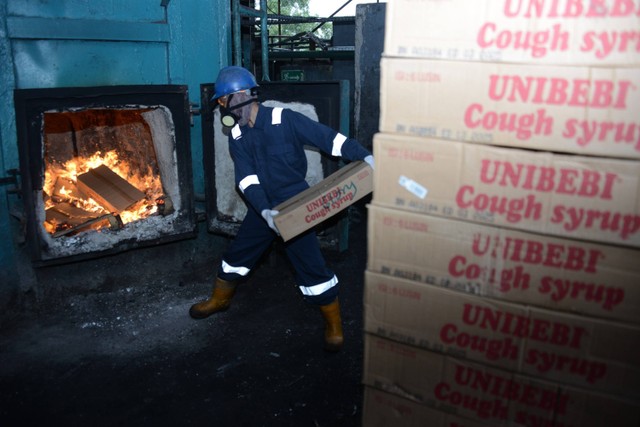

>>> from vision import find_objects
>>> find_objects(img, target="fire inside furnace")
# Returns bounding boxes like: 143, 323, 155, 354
42, 108, 172, 237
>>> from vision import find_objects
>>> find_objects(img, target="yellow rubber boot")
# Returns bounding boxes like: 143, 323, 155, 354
320, 298, 344, 352
189, 278, 237, 319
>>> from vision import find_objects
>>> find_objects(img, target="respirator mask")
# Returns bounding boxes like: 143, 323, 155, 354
218, 90, 257, 128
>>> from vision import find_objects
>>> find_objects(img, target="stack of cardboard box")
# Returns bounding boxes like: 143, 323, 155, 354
362, 1, 640, 425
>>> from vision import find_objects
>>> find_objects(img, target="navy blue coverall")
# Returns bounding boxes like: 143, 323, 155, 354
217, 104, 372, 305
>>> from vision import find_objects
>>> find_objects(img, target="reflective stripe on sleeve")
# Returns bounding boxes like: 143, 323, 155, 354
272, 107, 283, 125
221, 260, 250, 276
299, 275, 338, 296
331, 133, 347, 157
238, 174, 260, 193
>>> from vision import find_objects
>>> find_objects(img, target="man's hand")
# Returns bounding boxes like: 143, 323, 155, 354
364, 155, 375, 170
261, 209, 280, 234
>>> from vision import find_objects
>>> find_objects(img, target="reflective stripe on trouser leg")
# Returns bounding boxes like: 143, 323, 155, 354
299, 275, 338, 306
220, 260, 250, 277
284, 230, 338, 306
218, 208, 276, 282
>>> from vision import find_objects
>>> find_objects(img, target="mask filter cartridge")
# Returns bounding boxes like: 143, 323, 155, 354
220, 108, 240, 127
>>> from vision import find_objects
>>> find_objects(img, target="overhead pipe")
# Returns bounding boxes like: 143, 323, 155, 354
231, 0, 241, 66
259, 0, 269, 81
232, 0, 269, 81
266, 50, 354, 60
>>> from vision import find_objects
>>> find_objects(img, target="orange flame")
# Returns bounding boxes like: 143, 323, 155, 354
44, 149, 164, 234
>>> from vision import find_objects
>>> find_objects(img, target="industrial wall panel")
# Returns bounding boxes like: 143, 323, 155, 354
8, 0, 165, 22
13, 40, 168, 88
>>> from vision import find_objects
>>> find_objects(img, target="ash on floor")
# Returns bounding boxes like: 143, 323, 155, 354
0, 208, 369, 427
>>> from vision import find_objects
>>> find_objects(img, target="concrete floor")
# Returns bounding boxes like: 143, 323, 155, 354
0, 206, 369, 426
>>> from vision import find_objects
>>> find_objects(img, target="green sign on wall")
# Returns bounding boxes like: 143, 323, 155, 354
281, 69, 304, 81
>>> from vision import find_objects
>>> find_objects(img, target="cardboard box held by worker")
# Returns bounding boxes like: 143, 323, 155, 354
274, 160, 373, 241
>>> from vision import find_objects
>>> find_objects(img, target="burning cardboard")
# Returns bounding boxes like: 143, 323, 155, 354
76, 164, 146, 213
50, 213, 123, 238
51, 177, 83, 202
45, 202, 99, 227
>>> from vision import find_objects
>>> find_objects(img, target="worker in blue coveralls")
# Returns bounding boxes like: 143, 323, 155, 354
189, 66, 374, 352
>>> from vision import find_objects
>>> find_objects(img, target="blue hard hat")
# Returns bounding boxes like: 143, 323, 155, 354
213, 66, 258, 100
